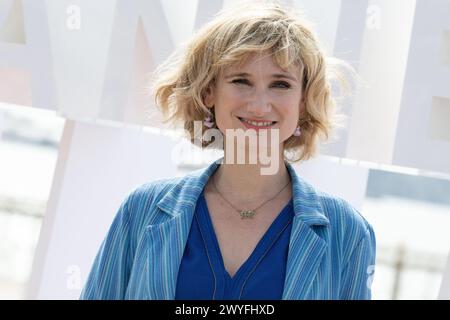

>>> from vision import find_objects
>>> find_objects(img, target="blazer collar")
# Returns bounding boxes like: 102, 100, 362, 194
156, 156, 329, 226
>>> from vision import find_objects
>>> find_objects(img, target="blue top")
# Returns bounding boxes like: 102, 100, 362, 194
175, 189, 295, 300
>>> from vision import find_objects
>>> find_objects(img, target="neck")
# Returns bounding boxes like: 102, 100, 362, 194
212, 149, 290, 201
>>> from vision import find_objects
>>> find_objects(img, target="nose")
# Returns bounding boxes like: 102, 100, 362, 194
246, 93, 272, 116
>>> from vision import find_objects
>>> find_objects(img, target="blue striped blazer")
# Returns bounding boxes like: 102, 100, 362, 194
80, 157, 376, 300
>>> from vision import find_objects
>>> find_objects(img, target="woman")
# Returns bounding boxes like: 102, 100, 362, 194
80, 1, 376, 300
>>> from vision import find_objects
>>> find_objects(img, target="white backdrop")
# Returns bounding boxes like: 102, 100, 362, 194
0, 0, 449, 299
27, 120, 178, 299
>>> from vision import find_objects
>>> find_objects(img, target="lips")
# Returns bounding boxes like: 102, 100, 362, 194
237, 116, 277, 129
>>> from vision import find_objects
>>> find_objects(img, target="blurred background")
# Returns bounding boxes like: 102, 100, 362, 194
1, 0, 450, 299
0, 103, 64, 298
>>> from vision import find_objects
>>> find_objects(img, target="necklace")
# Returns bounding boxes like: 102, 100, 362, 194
211, 173, 291, 219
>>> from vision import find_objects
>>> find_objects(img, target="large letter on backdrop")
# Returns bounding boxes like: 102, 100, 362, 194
0, 0, 55, 109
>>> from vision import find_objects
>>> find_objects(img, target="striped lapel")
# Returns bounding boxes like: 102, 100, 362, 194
281, 216, 328, 299
282, 163, 329, 299
146, 158, 222, 299
145, 212, 192, 299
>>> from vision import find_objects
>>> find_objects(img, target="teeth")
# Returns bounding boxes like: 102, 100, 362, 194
240, 118, 275, 127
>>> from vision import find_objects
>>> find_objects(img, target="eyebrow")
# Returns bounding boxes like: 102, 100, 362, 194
224, 72, 298, 82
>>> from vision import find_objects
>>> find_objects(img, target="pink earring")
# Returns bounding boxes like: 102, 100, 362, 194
293, 125, 301, 137
203, 108, 215, 128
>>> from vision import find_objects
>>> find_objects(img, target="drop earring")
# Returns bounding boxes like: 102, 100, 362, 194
293, 125, 301, 137
203, 107, 215, 128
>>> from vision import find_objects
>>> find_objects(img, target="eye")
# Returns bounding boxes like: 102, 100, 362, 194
230, 79, 291, 89
231, 79, 250, 85
272, 81, 291, 89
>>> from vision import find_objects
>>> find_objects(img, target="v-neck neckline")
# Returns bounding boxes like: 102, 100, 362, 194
198, 189, 293, 284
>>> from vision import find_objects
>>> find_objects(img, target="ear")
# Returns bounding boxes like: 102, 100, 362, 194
299, 96, 306, 112
204, 85, 215, 108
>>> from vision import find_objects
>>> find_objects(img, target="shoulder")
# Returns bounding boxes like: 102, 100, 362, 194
314, 188, 376, 263
120, 165, 207, 220
294, 176, 375, 257
317, 190, 372, 237
128, 176, 182, 202
293, 174, 373, 239
123, 175, 183, 213
125, 165, 207, 208
111, 175, 183, 231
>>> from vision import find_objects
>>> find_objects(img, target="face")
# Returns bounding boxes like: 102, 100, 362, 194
204, 52, 304, 153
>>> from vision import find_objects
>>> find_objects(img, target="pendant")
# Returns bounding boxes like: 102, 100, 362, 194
240, 210, 256, 219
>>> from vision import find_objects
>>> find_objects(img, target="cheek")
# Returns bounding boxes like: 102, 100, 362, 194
279, 98, 301, 134
216, 91, 247, 117
280, 97, 301, 119
223, 89, 247, 104
283, 112, 299, 134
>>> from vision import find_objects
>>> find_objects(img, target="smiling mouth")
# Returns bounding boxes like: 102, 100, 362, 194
237, 117, 277, 129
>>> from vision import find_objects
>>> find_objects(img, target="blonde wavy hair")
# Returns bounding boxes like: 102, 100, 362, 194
149, 0, 351, 163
